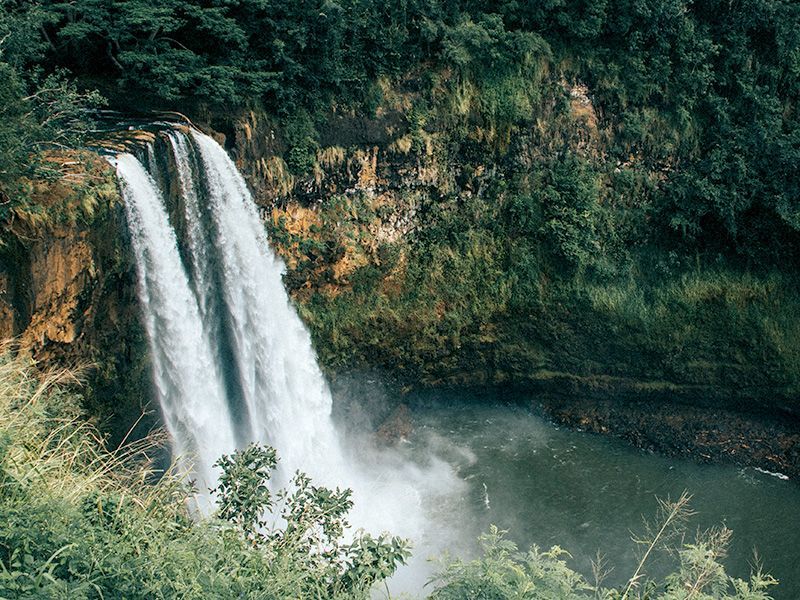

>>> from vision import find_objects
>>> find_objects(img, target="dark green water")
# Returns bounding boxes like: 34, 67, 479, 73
405, 392, 799, 598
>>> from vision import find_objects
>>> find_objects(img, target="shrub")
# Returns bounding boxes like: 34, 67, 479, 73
429, 494, 778, 600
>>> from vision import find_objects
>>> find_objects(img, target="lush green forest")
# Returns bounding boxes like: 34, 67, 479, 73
1, 0, 798, 262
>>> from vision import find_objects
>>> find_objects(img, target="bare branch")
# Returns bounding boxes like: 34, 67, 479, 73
621, 491, 694, 600
106, 42, 124, 72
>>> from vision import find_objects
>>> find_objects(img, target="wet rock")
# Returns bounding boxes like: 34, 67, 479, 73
531, 393, 800, 480
376, 403, 413, 444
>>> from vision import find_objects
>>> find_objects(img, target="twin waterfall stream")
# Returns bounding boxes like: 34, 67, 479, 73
110, 126, 459, 592
116, 129, 342, 494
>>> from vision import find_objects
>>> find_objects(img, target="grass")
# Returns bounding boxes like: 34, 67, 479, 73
429, 496, 778, 600
573, 267, 800, 391
0, 353, 158, 501
3, 151, 118, 240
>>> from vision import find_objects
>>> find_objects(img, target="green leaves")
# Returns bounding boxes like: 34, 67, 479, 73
211, 443, 410, 596
213, 444, 277, 539
438, 13, 551, 130
0, 356, 408, 599
0, 63, 104, 215
430, 514, 779, 600
529, 154, 607, 275
429, 526, 594, 600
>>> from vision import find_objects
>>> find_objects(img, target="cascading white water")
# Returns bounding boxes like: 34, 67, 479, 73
188, 130, 346, 482
166, 133, 222, 329
113, 152, 237, 503
116, 128, 465, 593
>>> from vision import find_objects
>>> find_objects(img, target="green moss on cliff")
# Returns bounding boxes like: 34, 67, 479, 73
259, 97, 799, 410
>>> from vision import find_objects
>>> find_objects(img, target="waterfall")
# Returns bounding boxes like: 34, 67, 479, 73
114, 128, 350, 493
112, 152, 237, 502
189, 130, 345, 480
113, 128, 463, 592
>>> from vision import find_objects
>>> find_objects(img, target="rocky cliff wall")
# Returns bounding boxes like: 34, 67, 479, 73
205, 91, 798, 416
0, 152, 151, 441
206, 97, 799, 476
1, 100, 796, 452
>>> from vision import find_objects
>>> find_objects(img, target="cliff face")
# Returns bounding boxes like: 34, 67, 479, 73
8, 227, 97, 350
1, 95, 796, 446
211, 95, 800, 475
0, 152, 151, 440
218, 90, 799, 414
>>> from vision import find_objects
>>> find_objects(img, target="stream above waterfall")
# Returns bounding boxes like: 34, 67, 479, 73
373, 389, 800, 598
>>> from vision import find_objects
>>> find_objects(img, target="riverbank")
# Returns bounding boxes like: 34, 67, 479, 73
528, 391, 800, 481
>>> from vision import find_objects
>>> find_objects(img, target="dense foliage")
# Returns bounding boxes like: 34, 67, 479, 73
0, 353, 408, 599
0, 0, 797, 261
0, 1, 104, 215
429, 525, 778, 600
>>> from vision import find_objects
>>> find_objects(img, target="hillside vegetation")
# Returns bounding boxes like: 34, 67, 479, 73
0, 0, 797, 406
1, 0, 797, 260
0, 352, 410, 598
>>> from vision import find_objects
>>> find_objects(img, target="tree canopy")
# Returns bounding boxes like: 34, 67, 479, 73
0, 0, 797, 261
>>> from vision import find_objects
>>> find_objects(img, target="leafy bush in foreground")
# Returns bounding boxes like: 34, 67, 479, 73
0, 352, 407, 599
430, 495, 778, 600
432, 527, 777, 599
